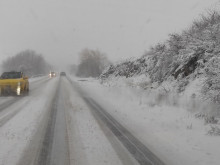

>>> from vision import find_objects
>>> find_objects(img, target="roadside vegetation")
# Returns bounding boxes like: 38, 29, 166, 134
76, 48, 111, 78
100, 9, 220, 124
1, 50, 51, 77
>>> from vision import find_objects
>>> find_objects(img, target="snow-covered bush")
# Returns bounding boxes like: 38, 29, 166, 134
100, 10, 220, 112
207, 126, 220, 136
204, 116, 218, 125
202, 56, 220, 104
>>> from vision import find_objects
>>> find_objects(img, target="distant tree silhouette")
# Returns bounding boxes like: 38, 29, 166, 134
2, 50, 51, 76
76, 48, 111, 77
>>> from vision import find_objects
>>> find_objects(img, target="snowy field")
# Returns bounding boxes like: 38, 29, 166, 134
73, 76, 220, 165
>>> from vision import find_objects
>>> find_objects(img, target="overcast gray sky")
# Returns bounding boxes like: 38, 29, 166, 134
0, 0, 219, 69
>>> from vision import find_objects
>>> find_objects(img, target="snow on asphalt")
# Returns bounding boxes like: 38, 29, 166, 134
0, 97, 13, 105
0, 77, 58, 165
63, 78, 138, 165
1, 75, 220, 165
0, 76, 138, 165
72, 76, 220, 165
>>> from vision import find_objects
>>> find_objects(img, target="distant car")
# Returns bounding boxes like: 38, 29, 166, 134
49, 71, 56, 78
60, 72, 66, 76
0, 71, 29, 96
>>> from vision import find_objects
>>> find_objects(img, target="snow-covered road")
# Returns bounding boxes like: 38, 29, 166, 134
1, 76, 220, 165
0, 76, 148, 165
74, 77, 220, 165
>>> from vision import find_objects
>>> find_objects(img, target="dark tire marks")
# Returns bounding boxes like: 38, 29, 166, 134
0, 97, 20, 112
35, 79, 60, 165
0, 78, 52, 128
0, 78, 51, 112
83, 98, 165, 165
66, 77, 165, 165
0, 100, 29, 127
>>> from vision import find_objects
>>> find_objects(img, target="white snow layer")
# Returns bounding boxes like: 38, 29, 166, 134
73, 76, 220, 165
0, 77, 58, 165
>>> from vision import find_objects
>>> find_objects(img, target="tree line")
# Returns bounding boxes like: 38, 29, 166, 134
1, 50, 51, 77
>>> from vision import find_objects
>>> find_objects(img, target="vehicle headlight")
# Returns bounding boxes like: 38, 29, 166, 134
16, 85, 21, 95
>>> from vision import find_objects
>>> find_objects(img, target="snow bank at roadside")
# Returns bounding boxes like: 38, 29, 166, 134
101, 74, 220, 116
72, 76, 220, 165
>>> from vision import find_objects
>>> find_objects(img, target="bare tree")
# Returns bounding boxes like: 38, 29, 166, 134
76, 48, 111, 77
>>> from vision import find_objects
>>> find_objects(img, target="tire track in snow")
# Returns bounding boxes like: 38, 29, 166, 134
0, 78, 52, 127
0, 77, 50, 112
84, 97, 165, 165
0, 97, 20, 113
66, 77, 165, 165
35, 79, 61, 165
0, 99, 29, 127
18, 77, 69, 165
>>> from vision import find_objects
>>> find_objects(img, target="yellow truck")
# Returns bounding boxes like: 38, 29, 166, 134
0, 71, 29, 96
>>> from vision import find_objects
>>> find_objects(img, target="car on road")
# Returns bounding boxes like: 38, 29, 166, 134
0, 71, 29, 96
60, 72, 66, 76
49, 71, 56, 78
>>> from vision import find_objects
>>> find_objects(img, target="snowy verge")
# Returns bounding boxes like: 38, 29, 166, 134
72, 76, 220, 165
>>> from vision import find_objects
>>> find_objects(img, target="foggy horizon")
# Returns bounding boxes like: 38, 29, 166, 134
0, 0, 219, 69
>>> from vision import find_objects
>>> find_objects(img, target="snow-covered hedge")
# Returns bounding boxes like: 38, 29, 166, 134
100, 10, 220, 109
